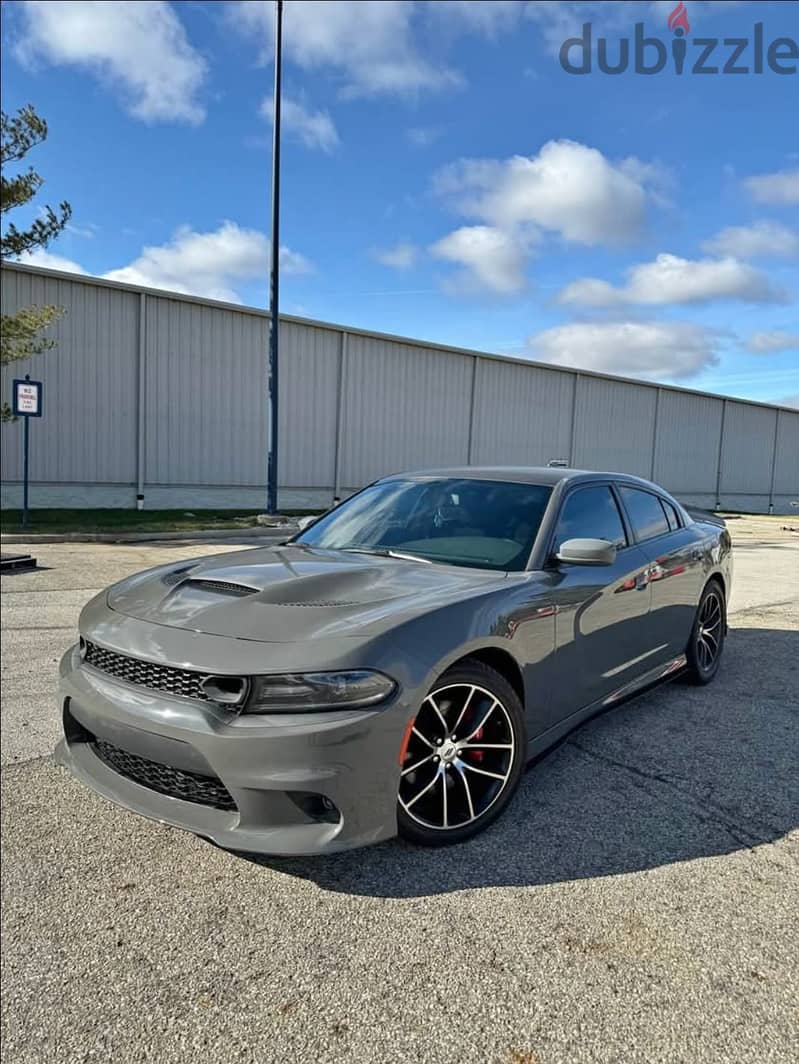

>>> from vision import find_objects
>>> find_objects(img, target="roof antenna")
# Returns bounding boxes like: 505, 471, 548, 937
547, 458, 569, 468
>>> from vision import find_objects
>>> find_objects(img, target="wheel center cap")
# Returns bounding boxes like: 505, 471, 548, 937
440, 739, 458, 763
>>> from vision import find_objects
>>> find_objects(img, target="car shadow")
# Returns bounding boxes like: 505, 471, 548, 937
237, 625, 798, 897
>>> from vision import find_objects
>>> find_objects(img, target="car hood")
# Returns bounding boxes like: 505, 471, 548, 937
106, 545, 509, 642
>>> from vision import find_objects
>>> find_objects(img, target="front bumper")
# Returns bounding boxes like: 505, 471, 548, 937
57, 644, 411, 855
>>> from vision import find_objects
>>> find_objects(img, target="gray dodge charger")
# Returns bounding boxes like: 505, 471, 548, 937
57, 467, 732, 854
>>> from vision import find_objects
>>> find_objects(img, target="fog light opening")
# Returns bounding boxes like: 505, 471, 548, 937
288, 791, 342, 825
200, 674, 248, 707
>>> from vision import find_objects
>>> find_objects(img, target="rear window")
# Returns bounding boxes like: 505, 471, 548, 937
619, 487, 670, 542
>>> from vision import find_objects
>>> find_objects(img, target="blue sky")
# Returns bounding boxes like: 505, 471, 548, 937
2, 0, 798, 406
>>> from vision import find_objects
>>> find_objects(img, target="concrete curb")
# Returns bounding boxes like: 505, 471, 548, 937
0, 526, 298, 545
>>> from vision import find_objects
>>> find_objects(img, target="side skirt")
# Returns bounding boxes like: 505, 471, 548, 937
525, 653, 687, 762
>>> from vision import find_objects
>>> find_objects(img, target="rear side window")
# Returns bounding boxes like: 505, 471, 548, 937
662, 499, 681, 531
619, 487, 670, 542
554, 486, 628, 551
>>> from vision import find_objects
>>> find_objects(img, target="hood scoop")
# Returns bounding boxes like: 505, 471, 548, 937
162, 565, 196, 587
274, 600, 359, 608
182, 578, 258, 597
107, 543, 510, 642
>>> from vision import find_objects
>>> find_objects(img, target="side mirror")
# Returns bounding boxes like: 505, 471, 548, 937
556, 538, 616, 566
296, 515, 317, 532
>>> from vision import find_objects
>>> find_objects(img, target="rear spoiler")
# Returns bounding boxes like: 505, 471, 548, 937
682, 506, 727, 528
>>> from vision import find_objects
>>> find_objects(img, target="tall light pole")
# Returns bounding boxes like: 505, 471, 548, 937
266, 0, 283, 514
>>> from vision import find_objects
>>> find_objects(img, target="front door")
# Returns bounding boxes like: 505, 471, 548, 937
546, 483, 659, 720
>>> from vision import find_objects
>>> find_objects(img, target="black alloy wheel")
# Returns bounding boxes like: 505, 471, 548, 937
397, 660, 526, 846
686, 580, 726, 684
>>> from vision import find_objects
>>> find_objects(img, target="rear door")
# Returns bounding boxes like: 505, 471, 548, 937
616, 486, 705, 664
547, 483, 657, 720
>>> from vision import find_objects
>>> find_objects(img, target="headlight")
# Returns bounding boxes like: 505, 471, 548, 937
243, 670, 396, 714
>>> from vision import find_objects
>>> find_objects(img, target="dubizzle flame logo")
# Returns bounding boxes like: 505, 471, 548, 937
667, 2, 691, 36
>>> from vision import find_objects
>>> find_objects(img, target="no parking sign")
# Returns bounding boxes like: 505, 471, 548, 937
11, 375, 44, 528
12, 377, 43, 417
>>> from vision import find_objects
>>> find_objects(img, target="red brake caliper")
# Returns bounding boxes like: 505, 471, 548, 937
469, 727, 484, 762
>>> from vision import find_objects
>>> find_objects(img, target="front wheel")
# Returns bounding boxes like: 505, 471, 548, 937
397, 661, 526, 847
685, 580, 726, 685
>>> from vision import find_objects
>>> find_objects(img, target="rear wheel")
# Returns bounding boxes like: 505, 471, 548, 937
397, 661, 526, 847
685, 580, 726, 685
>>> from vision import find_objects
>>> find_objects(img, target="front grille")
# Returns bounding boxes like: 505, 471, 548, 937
83, 641, 210, 701
93, 739, 237, 811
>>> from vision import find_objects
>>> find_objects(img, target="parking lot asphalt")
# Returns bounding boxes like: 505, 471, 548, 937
2, 521, 797, 1064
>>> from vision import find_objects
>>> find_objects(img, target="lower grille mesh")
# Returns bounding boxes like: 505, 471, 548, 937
93, 739, 237, 811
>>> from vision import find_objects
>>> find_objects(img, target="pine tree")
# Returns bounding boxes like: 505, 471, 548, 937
1, 105, 72, 421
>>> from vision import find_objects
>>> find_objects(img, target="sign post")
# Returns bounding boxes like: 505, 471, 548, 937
12, 375, 44, 530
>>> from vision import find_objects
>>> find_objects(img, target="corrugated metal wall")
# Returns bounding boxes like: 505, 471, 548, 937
339, 335, 474, 487
2, 263, 797, 513
471, 361, 574, 467
1, 266, 139, 489
572, 377, 658, 479
653, 390, 724, 504
144, 296, 268, 487
773, 409, 799, 511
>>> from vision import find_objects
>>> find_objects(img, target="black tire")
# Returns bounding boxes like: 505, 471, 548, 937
397, 660, 526, 847
685, 579, 726, 685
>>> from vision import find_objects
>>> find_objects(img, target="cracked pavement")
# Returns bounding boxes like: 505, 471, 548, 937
1, 519, 797, 1063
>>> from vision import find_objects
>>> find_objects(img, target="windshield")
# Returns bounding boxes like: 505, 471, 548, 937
295, 478, 552, 571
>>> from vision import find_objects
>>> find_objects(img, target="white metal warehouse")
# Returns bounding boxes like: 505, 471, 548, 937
1, 261, 797, 513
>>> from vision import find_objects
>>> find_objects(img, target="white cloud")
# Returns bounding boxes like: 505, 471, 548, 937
18, 249, 88, 274
702, 221, 799, 259
744, 167, 799, 205
525, 1, 643, 51
65, 221, 99, 239
525, 2, 745, 56
16, 224, 312, 303
427, 0, 523, 36
15, 1, 207, 124
746, 331, 799, 354
407, 126, 443, 148
430, 226, 532, 294
430, 140, 667, 293
260, 95, 339, 152
374, 242, 419, 270
779, 394, 799, 409
530, 321, 720, 381
230, 0, 458, 96
558, 253, 788, 306
102, 222, 312, 303
435, 140, 660, 245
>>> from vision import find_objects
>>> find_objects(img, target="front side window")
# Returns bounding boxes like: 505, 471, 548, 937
619, 487, 671, 542
554, 486, 627, 551
296, 477, 552, 571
